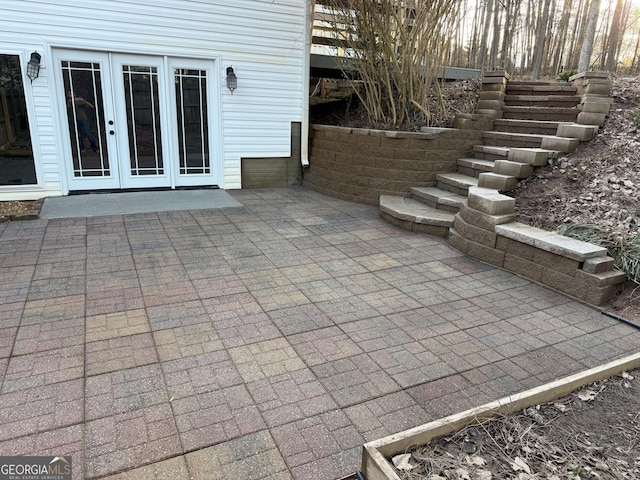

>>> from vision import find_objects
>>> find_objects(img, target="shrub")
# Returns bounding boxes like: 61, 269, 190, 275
556, 69, 578, 82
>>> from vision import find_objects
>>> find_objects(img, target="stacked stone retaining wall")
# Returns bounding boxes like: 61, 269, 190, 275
303, 125, 483, 205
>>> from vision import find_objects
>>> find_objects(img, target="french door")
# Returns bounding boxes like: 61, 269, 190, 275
54, 50, 219, 191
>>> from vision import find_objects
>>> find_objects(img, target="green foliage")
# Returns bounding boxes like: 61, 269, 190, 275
556, 69, 578, 82
558, 223, 640, 285
630, 109, 640, 128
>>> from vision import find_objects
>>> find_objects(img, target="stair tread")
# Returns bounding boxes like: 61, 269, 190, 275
436, 173, 479, 186
494, 119, 570, 126
483, 131, 547, 140
379, 195, 455, 226
411, 186, 467, 207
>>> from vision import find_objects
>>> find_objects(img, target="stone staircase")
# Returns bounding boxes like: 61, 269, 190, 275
379, 71, 625, 305
380, 72, 600, 235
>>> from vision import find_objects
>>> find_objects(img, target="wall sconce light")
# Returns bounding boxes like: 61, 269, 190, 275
26, 51, 41, 83
226, 66, 237, 94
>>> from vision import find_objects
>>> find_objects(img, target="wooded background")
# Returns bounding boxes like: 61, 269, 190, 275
314, 0, 640, 79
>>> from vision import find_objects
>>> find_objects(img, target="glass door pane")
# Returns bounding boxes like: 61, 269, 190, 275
174, 68, 210, 175
0, 54, 37, 186
122, 65, 163, 176
112, 54, 169, 189
61, 60, 110, 178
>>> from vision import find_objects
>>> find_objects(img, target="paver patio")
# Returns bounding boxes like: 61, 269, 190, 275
1, 186, 639, 480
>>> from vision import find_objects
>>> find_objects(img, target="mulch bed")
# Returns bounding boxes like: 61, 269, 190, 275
392, 369, 640, 479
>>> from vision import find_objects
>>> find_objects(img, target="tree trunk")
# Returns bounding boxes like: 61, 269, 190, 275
477, 0, 494, 69
531, 0, 552, 79
578, 0, 601, 72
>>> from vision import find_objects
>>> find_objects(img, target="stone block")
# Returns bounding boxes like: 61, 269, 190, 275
481, 83, 506, 93
467, 239, 505, 267
582, 256, 615, 274
576, 269, 627, 287
460, 205, 515, 231
496, 223, 606, 261
534, 249, 581, 276
541, 136, 580, 152
580, 102, 611, 115
542, 267, 589, 300
479, 91, 505, 101
453, 214, 497, 247
477, 99, 504, 110
475, 109, 503, 118
556, 123, 598, 141
494, 160, 534, 179
447, 227, 469, 254
583, 83, 612, 95
482, 76, 507, 85
507, 148, 554, 166
577, 112, 607, 126
585, 284, 621, 306
496, 235, 538, 261
467, 186, 515, 215
477, 172, 518, 192
503, 253, 543, 282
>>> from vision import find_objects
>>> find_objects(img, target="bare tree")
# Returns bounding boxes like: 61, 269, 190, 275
531, 0, 552, 79
578, 0, 602, 72
324, 0, 460, 127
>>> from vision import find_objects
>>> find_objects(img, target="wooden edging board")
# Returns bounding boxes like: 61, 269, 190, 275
361, 351, 640, 480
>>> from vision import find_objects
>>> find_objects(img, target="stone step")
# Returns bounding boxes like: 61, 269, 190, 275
494, 159, 534, 178
436, 172, 479, 195
473, 145, 509, 160
502, 106, 580, 122
507, 147, 560, 166
409, 186, 466, 213
504, 95, 581, 107
482, 131, 546, 148
478, 172, 519, 192
506, 84, 577, 96
379, 195, 454, 236
493, 118, 569, 136
556, 123, 599, 141
457, 158, 495, 178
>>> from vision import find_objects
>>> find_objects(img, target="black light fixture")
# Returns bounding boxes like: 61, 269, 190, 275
26, 51, 41, 83
226, 66, 237, 94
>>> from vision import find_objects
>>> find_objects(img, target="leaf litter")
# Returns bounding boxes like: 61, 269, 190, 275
392, 369, 640, 479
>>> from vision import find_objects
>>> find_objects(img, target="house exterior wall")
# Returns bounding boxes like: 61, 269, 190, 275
0, 0, 306, 200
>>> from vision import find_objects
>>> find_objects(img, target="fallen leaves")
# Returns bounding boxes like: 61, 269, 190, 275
391, 369, 640, 480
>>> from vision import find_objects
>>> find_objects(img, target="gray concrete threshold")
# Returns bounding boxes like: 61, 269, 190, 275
39, 189, 242, 219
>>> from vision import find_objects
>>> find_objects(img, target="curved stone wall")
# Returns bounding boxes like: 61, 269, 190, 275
303, 125, 483, 205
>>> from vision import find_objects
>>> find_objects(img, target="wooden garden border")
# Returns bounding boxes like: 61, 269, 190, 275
361, 351, 640, 480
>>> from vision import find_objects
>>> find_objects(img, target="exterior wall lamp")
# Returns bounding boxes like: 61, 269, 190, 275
26, 51, 41, 83
226, 66, 237, 94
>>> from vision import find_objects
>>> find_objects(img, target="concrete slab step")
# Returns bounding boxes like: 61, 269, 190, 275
478, 172, 519, 192
457, 158, 495, 178
506, 84, 577, 96
493, 118, 570, 135
482, 131, 546, 148
436, 172, 479, 195
410, 186, 466, 212
379, 195, 455, 234
504, 95, 581, 107
473, 145, 509, 160
502, 106, 580, 122
507, 147, 560, 166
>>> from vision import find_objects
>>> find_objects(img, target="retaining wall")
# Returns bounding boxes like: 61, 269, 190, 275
303, 125, 483, 205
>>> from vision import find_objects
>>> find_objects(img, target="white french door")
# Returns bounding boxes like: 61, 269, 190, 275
55, 50, 220, 191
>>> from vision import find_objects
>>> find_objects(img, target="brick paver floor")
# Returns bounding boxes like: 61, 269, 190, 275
1, 186, 640, 480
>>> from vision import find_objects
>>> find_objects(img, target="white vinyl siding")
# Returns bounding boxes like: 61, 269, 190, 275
0, 0, 306, 196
